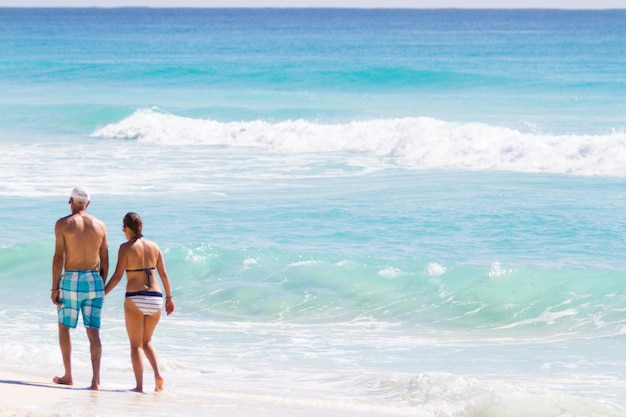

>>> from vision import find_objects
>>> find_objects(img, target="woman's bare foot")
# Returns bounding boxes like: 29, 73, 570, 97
89, 379, 100, 391
155, 376, 164, 392
53, 375, 73, 386
130, 386, 144, 393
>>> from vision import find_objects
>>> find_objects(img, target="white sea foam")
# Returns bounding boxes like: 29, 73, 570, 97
2, 110, 626, 199
488, 261, 514, 278
91, 108, 626, 177
243, 257, 259, 266
377, 266, 402, 278
425, 262, 446, 277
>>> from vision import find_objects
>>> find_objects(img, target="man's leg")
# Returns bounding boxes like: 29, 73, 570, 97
83, 295, 104, 391
86, 328, 101, 390
53, 323, 73, 385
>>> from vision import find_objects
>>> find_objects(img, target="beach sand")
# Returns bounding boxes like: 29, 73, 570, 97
0, 368, 400, 417
0, 369, 148, 417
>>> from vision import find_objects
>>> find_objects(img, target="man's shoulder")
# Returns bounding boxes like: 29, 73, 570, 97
90, 215, 107, 231
83, 212, 103, 223
55, 214, 74, 228
56, 213, 106, 232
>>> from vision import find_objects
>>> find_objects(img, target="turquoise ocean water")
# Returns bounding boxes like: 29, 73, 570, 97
1, 8, 626, 416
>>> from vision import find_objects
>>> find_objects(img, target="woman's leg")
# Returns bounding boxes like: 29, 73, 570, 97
124, 298, 146, 392
142, 310, 163, 391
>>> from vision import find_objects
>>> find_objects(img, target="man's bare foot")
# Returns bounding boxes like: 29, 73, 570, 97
89, 380, 100, 391
53, 376, 73, 386
155, 376, 164, 392
130, 386, 144, 393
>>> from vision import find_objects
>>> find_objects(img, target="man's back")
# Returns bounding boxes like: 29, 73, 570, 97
56, 212, 107, 271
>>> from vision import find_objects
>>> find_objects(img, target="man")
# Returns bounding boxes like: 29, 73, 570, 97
51, 187, 109, 390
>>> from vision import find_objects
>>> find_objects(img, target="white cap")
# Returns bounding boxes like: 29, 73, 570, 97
70, 187, 90, 203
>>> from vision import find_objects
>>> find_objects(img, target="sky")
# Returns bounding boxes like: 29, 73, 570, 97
0, 0, 623, 8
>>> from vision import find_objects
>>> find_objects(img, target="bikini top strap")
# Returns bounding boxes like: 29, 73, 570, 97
125, 267, 156, 290
126, 267, 156, 272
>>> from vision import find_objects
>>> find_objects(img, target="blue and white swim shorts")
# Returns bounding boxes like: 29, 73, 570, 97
57, 270, 105, 329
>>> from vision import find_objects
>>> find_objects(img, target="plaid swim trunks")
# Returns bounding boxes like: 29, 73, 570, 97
57, 270, 105, 329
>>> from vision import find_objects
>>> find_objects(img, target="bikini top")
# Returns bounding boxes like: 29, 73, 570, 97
125, 235, 155, 289
126, 267, 156, 289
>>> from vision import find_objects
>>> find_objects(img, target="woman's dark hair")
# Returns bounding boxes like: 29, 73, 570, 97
123, 212, 143, 239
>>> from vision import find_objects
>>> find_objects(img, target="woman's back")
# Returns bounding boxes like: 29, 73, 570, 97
124, 237, 162, 294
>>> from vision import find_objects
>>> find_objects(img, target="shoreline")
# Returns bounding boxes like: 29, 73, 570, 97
0, 369, 400, 417
0, 369, 163, 417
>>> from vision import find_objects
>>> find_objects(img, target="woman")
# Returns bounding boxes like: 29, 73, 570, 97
105, 212, 175, 393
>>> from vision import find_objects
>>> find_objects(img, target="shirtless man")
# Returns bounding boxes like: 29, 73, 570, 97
51, 187, 109, 390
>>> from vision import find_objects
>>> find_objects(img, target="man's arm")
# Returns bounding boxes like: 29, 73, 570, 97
51, 220, 65, 306
98, 223, 109, 282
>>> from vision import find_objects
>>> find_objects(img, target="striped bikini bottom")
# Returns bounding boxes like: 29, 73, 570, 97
125, 290, 163, 315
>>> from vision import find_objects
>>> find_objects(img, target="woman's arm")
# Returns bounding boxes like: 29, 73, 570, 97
104, 244, 128, 295
156, 248, 175, 315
